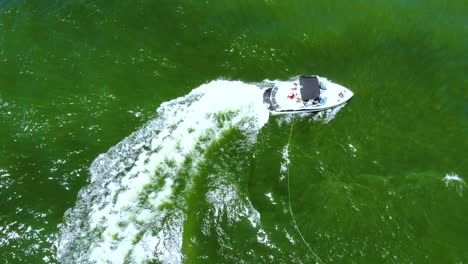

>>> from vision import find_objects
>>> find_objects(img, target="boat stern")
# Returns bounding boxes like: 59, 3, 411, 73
262, 88, 274, 110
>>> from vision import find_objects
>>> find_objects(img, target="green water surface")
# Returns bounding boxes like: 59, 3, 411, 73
0, 0, 467, 263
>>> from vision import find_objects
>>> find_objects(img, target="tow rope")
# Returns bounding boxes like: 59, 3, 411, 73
286, 117, 324, 264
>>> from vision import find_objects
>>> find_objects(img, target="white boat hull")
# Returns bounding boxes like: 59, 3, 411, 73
263, 76, 353, 115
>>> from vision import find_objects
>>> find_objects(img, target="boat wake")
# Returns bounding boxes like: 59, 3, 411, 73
57, 80, 269, 263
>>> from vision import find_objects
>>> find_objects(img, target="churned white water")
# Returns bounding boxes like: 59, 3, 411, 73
443, 172, 465, 196
279, 144, 290, 182
443, 172, 464, 185
57, 80, 270, 263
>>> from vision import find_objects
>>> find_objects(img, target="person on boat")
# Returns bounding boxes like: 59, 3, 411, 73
287, 82, 299, 99
291, 82, 298, 91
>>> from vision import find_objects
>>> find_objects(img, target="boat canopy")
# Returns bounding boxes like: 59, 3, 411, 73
299, 76, 320, 101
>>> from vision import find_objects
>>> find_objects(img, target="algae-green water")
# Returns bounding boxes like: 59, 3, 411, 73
1, 0, 467, 263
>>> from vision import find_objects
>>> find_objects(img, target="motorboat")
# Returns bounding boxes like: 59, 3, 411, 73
263, 76, 353, 114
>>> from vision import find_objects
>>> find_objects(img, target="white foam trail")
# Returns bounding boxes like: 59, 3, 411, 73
443, 172, 465, 196
57, 80, 270, 263
273, 103, 346, 126
312, 103, 346, 124
279, 145, 290, 182
443, 172, 464, 185
0, 168, 12, 190
205, 182, 276, 250
275, 114, 296, 126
